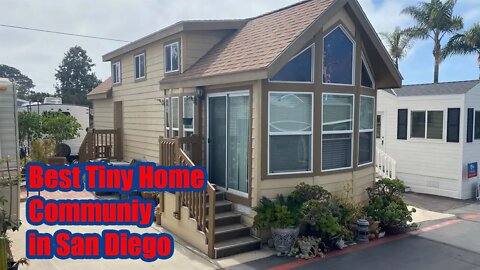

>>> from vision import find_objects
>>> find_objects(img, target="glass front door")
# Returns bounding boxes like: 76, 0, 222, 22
208, 92, 249, 195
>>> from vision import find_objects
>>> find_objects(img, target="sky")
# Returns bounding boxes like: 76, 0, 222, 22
0, 0, 479, 95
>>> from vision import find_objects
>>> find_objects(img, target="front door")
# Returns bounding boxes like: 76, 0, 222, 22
207, 92, 249, 196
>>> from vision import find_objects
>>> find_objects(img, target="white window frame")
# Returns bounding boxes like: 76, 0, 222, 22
409, 110, 445, 140
267, 91, 314, 176
165, 42, 180, 73
358, 95, 375, 167
269, 44, 315, 84
183, 96, 195, 137
474, 110, 480, 141
171, 97, 179, 138
112, 61, 121, 84
134, 53, 146, 79
321, 93, 354, 172
361, 53, 375, 89
164, 98, 171, 138
322, 25, 356, 87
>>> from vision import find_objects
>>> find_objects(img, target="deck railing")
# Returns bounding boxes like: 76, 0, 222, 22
375, 147, 396, 179
158, 135, 215, 258
78, 128, 123, 163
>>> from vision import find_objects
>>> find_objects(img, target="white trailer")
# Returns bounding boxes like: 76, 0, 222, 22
19, 98, 90, 159
0, 78, 20, 226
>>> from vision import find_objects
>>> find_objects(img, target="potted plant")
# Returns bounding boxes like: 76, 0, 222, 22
253, 197, 300, 253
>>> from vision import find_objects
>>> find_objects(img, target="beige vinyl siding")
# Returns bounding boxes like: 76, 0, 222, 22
182, 30, 231, 72
92, 99, 114, 129
112, 40, 167, 163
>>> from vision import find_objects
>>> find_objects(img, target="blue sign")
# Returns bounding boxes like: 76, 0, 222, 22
468, 162, 478, 178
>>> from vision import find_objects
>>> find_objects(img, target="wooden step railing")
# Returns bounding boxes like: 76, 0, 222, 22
375, 147, 396, 179
158, 135, 215, 258
79, 128, 123, 163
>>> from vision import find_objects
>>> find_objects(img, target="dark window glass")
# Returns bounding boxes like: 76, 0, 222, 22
447, 108, 460, 143
397, 109, 408, 140
165, 45, 172, 72
323, 26, 354, 85
322, 133, 352, 170
467, 108, 474, 142
376, 115, 382, 138
361, 59, 373, 88
270, 135, 311, 173
411, 111, 426, 138
475, 111, 480, 140
427, 111, 443, 139
359, 132, 373, 164
271, 46, 312, 82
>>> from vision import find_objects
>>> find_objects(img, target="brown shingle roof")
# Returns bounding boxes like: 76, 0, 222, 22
162, 0, 335, 83
87, 77, 112, 97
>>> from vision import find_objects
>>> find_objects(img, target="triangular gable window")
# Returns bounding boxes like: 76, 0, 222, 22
361, 55, 374, 88
271, 45, 313, 83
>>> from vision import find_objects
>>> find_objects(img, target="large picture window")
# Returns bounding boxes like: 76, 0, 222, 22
359, 96, 375, 165
134, 53, 145, 79
323, 25, 355, 85
165, 42, 180, 73
268, 92, 313, 174
322, 94, 353, 171
270, 45, 314, 83
171, 97, 179, 138
411, 110, 443, 139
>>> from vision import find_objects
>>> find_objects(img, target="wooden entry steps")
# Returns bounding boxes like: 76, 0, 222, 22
205, 190, 261, 258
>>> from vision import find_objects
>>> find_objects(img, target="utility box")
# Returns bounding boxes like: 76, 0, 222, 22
0, 78, 20, 227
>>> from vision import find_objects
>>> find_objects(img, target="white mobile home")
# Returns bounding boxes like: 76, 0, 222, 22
377, 80, 480, 199
0, 78, 19, 170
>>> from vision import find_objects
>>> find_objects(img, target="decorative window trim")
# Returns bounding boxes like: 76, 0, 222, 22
269, 44, 315, 84
134, 52, 146, 80
361, 53, 375, 89
112, 61, 121, 84
322, 24, 356, 87
183, 96, 195, 136
165, 41, 180, 74
321, 93, 354, 172
409, 110, 445, 140
358, 95, 375, 167
267, 91, 314, 176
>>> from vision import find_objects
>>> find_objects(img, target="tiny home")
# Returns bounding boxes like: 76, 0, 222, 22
0, 78, 20, 226
377, 80, 480, 200
87, 0, 401, 258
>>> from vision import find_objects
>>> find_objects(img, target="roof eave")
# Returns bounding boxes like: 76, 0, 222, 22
103, 20, 247, 62
159, 68, 268, 89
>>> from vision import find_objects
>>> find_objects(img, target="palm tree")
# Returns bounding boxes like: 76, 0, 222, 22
379, 27, 413, 69
443, 23, 480, 79
402, 0, 463, 83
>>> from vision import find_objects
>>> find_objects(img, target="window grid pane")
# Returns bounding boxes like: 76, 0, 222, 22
359, 131, 373, 165
271, 46, 313, 82
172, 98, 179, 129
183, 96, 194, 131
427, 111, 443, 139
323, 26, 354, 85
268, 92, 312, 174
360, 96, 374, 130
475, 111, 480, 140
411, 111, 426, 138
322, 94, 353, 132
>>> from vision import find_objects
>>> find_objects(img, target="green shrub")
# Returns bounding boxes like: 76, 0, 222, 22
300, 200, 342, 238
253, 197, 299, 229
31, 139, 55, 164
291, 183, 331, 204
365, 179, 416, 232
